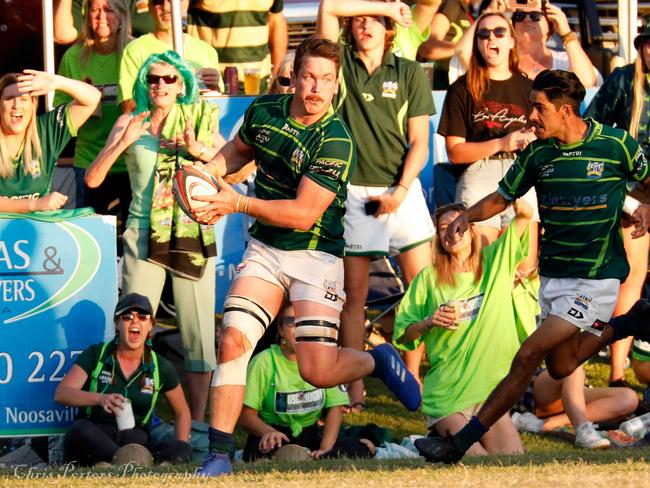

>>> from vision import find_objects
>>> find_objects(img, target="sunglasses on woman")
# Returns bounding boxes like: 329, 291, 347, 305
511, 11, 544, 23
146, 74, 179, 85
119, 311, 152, 322
476, 27, 508, 40
277, 76, 291, 87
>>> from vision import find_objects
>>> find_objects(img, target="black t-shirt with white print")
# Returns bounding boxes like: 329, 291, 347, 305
438, 72, 532, 144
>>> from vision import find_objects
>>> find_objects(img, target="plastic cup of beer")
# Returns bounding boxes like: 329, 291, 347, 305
115, 398, 135, 430
244, 68, 261, 95
446, 300, 462, 329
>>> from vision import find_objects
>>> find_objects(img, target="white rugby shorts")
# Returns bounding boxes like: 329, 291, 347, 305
234, 238, 345, 312
539, 276, 620, 336
344, 179, 434, 256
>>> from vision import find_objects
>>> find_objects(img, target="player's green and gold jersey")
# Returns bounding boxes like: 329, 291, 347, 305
238, 95, 356, 257
498, 119, 649, 280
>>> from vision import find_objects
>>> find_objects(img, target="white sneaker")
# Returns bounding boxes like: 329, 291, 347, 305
511, 411, 544, 433
575, 422, 611, 449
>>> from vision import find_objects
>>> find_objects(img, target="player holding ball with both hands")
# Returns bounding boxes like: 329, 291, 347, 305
183, 36, 421, 477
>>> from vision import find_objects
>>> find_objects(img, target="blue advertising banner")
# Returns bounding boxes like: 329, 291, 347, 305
0, 214, 117, 437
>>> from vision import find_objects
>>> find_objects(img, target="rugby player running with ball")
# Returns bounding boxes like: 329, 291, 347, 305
415, 69, 650, 464
190, 36, 421, 476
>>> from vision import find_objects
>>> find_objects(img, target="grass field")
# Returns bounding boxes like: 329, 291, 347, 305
1, 358, 649, 487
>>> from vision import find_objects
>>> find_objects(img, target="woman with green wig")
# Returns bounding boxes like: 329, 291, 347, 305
86, 50, 225, 421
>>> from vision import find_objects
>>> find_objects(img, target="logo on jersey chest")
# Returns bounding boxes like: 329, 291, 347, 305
282, 123, 300, 137
381, 81, 399, 99
255, 128, 271, 145
99, 371, 112, 385
291, 148, 305, 166
586, 161, 604, 178
540, 164, 554, 178
141, 377, 155, 395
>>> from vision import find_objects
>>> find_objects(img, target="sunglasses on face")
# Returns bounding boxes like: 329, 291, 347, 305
476, 27, 508, 40
119, 311, 151, 322
146, 74, 179, 85
277, 76, 291, 87
511, 11, 544, 23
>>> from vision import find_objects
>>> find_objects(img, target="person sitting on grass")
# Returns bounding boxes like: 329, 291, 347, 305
512, 365, 639, 449
55, 293, 192, 467
239, 302, 376, 461
393, 199, 534, 456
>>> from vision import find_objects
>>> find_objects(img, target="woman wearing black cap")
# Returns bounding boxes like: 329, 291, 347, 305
55, 293, 192, 467
584, 24, 650, 394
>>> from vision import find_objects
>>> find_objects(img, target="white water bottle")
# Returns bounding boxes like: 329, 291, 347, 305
619, 412, 650, 439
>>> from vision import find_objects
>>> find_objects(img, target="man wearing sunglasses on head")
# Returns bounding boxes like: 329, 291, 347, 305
118, 0, 224, 112
512, 1, 601, 87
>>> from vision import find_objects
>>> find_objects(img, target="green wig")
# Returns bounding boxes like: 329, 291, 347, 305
132, 50, 199, 114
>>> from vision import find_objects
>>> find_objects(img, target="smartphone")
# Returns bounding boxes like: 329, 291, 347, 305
364, 200, 380, 215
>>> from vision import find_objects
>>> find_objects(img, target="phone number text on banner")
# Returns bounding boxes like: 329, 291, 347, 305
0, 214, 117, 437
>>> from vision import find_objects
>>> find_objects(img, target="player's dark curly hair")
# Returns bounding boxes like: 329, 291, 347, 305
532, 69, 586, 115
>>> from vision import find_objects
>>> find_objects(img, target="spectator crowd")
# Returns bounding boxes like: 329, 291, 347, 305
1, 0, 650, 476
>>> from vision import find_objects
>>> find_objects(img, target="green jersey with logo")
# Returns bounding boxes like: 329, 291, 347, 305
244, 345, 349, 436
0, 105, 75, 200
238, 95, 356, 257
498, 119, 649, 280
74, 342, 179, 428
334, 47, 435, 186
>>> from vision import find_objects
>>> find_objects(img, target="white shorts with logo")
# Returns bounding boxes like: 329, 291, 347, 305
234, 238, 345, 312
539, 276, 620, 336
456, 157, 539, 229
344, 179, 435, 256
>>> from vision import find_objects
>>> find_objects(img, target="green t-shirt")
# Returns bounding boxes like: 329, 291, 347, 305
392, 6, 430, 61
54, 43, 125, 172
74, 342, 179, 428
244, 345, 349, 436
72, 0, 154, 38
118, 33, 223, 103
393, 222, 528, 419
498, 119, 649, 280
334, 48, 435, 186
0, 105, 75, 199
239, 94, 356, 257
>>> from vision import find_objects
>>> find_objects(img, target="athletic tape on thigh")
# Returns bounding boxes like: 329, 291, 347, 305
222, 294, 272, 343
212, 295, 273, 387
294, 316, 339, 347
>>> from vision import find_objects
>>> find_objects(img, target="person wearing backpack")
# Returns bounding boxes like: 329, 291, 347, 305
55, 293, 192, 466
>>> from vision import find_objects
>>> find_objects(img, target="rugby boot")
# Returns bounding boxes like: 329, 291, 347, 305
414, 435, 465, 464
368, 343, 421, 411
196, 452, 232, 477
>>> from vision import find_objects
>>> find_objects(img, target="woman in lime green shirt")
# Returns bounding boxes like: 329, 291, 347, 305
394, 200, 534, 456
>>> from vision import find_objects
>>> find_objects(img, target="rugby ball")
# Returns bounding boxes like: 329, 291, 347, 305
172, 165, 220, 221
